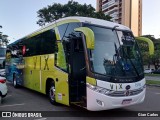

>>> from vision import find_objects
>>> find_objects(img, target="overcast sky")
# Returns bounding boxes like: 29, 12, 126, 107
0, 0, 160, 43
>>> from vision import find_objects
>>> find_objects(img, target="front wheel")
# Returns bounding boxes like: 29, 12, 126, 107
49, 82, 57, 105
13, 74, 18, 88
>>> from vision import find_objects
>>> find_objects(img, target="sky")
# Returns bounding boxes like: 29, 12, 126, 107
0, 0, 160, 44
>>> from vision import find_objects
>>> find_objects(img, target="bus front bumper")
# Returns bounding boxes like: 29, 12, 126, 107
86, 87, 146, 111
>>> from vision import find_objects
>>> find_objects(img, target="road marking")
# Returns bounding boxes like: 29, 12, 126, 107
0, 103, 25, 107
35, 118, 47, 120
5, 95, 12, 98
155, 93, 160, 95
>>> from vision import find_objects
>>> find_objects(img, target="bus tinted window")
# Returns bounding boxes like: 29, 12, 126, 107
56, 23, 81, 71
23, 35, 41, 56
41, 29, 56, 55
23, 29, 56, 57
58, 23, 81, 40
58, 24, 68, 39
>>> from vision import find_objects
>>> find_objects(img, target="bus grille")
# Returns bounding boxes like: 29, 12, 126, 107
108, 87, 144, 97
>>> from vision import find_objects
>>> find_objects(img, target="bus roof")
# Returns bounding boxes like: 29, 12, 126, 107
9, 16, 131, 45
64, 16, 130, 30
32, 16, 131, 36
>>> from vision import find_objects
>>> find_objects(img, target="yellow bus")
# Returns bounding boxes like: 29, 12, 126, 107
6, 17, 145, 111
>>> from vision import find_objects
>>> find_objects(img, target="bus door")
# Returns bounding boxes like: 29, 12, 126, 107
67, 35, 86, 104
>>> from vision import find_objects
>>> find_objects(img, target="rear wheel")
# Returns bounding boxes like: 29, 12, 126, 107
49, 81, 57, 105
13, 74, 18, 88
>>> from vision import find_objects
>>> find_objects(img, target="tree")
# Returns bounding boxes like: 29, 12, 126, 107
0, 25, 9, 47
37, 0, 112, 26
150, 51, 160, 70
137, 40, 151, 67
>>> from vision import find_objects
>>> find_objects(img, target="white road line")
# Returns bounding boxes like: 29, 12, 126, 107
155, 93, 160, 95
35, 118, 47, 120
0, 103, 25, 107
5, 95, 12, 98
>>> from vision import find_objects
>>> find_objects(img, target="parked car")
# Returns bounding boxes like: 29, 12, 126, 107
144, 68, 154, 74
152, 69, 160, 74
0, 76, 7, 98
0, 69, 5, 77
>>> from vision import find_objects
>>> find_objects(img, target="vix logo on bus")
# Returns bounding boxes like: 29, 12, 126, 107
110, 84, 123, 90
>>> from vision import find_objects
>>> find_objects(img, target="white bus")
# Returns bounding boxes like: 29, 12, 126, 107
6, 17, 145, 111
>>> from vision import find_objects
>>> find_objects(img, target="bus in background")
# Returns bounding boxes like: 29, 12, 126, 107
0, 47, 6, 76
5, 17, 145, 111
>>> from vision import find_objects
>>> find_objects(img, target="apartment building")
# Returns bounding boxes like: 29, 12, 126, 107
96, 0, 142, 36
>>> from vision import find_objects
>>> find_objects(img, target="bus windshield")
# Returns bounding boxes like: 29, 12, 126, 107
85, 25, 143, 79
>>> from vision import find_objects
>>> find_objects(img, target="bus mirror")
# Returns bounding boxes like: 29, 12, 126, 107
74, 27, 95, 50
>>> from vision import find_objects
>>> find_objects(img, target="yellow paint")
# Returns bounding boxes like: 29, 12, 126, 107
55, 27, 67, 71
40, 54, 55, 93
55, 27, 61, 40
53, 69, 69, 105
23, 52, 69, 105
86, 77, 97, 86
74, 27, 95, 50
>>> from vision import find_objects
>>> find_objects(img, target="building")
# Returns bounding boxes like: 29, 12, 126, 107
96, 0, 142, 36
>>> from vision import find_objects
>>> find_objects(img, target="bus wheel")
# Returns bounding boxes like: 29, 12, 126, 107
13, 74, 18, 88
49, 82, 57, 105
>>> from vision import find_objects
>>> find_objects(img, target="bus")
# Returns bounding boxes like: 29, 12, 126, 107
5, 17, 145, 111
0, 47, 6, 73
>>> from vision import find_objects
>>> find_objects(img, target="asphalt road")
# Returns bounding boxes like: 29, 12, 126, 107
0, 82, 160, 120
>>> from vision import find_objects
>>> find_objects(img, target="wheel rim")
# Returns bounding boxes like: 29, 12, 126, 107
49, 86, 55, 101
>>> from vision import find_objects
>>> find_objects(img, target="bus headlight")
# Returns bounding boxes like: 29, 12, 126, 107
87, 83, 114, 95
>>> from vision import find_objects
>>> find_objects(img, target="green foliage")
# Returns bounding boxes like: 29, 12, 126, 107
37, 0, 112, 26
0, 25, 9, 47
150, 50, 160, 69
146, 80, 160, 85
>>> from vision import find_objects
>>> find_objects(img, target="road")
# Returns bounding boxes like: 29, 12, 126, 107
0, 82, 160, 120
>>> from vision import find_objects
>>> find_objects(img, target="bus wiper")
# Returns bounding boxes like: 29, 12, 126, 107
122, 46, 140, 77
113, 43, 126, 75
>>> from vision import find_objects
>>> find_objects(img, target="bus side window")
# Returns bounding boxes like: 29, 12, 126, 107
40, 29, 56, 55
55, 23, 81, 72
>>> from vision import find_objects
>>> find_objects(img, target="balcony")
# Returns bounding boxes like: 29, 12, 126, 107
102, 0, 119, 11
103, 7, 119, 14
110, 12, 118, 17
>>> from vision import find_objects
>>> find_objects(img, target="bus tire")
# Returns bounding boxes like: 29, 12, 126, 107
49, 81, 57, 105
13, 74, 18, 88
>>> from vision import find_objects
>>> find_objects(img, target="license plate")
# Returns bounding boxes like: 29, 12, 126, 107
122, 99, 132, 105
